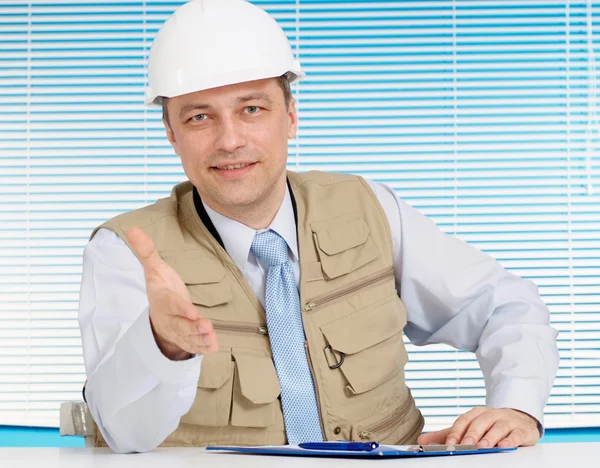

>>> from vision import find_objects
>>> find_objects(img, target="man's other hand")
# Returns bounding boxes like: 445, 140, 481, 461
417, 407, 540, 448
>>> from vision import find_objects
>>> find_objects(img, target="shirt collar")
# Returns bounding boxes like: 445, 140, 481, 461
201, 186, 299, 272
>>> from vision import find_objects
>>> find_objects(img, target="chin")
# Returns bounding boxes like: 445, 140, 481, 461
218, 190, 263, 208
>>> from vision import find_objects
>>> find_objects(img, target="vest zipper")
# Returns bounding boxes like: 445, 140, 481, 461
394, 411, 425, 445
357, 396, 413, 440
304, 340, 327, 438
303, 267, 395, 313
212, 320, 268, 335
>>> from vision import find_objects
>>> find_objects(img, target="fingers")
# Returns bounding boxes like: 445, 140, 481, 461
165, 313, 219, 353
184, 332, 220, 355
171, 315, 215, 337
126, 227, 164, 273
417, 427, 451, 445
497, 411, 540, 448
177, 318, 219, 355
498, 427, 537, 448
475, 419, 512, 448
445, 407, 487, 445
457, 411, 498, 446
171, 316, 205, 336
167, 291, 200, 321
127, 227, 196, 314
444, 408, 540, 448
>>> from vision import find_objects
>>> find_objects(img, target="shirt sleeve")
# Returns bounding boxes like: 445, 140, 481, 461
78, 228, 202, 453
366, 179, 559, 432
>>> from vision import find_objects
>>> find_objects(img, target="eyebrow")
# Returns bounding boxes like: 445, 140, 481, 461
179, 102, 210, 119
178, 92, 274, 119
237, 92, 273, 104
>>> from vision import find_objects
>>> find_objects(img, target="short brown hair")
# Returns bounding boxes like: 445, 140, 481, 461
277, 74, 292, 109
162, 74, 292, 127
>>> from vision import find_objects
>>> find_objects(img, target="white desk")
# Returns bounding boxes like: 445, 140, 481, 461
0, 443, 596, 467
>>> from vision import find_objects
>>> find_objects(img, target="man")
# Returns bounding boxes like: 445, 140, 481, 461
78, 0, 559, 454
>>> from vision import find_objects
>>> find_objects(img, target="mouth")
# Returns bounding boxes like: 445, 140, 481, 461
212, 162, 256, 171
210, 161, 258, 179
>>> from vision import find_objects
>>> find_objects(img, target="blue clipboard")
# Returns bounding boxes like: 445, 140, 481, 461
206, 441, 517, 458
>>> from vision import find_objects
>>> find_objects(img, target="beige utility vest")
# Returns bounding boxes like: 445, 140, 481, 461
91, 170, 424, 447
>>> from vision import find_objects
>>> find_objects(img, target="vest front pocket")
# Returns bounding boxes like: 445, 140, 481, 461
320, 294, 408, 396
181, 349, 234, 426
311, 212, 380, 279
231, 349, 282, 428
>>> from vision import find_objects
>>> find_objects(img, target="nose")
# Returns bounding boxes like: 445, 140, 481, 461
214, 116, 247, 153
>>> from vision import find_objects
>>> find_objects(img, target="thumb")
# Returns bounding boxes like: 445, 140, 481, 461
126, 227, 163, 272
417, 427, 452, 446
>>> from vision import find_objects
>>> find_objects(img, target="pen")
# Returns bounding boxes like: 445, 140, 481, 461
298, 441, 379, 452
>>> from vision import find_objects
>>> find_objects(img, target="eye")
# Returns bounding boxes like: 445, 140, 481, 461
191, 114, 206, 121
246, 106, 259, 114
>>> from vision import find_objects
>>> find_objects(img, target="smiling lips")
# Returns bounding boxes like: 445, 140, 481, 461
214, 162, 254, 170
211, 161, 257, 179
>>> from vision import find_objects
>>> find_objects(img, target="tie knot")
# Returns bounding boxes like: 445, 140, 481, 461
251, 230, 289, 267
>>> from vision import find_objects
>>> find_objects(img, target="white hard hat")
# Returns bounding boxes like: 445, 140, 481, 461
145, 0, 305, 106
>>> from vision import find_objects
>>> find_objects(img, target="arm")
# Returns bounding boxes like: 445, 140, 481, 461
78, 228, 202, 453
367, 180, 559, 445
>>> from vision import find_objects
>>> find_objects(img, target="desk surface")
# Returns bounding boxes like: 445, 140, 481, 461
0, 443, 596, 467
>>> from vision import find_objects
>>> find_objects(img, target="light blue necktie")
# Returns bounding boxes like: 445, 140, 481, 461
251, 229, 324, 444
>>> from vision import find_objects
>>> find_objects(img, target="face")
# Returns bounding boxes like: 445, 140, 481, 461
164, 78, 297, 215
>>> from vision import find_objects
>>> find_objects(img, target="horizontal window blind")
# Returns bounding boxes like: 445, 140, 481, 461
293, 0, 600, 431
0, 0, 598, 430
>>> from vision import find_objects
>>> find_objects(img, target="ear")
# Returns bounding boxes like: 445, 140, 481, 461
287, 97, 298, 139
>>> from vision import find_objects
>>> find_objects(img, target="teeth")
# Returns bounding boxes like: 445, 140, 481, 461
217, 163, 250, 170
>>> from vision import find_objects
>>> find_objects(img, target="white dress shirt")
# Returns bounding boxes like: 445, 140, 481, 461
78, 179, 559, 454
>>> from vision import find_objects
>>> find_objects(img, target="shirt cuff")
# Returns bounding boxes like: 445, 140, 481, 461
486, 378, 546, 436
123, 307, 202, 385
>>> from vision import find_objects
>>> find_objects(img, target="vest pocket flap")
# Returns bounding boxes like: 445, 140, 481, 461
320, 297, 405, 355
234, 352, 281, 404
159, 250, 226, 284
311, 214, 380, 280
197, 349, 233, 389
188, 282, 232, 307
183, 349, 234, 427
312, 214, 370, 256
321, 297, 408, 395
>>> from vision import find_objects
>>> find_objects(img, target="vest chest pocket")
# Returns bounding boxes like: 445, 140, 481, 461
320, 295, 408, 396
311, 212, 380, 280
159, 250, 232, 310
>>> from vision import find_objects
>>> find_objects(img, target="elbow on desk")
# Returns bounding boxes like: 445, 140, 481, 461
85, 390, 170, 454
95, 411, 168, 454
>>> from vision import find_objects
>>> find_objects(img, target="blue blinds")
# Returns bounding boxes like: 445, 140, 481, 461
0, 0, 598, 429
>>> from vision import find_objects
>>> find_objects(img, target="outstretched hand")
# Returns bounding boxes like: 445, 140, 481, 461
126, 227, 219, 360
